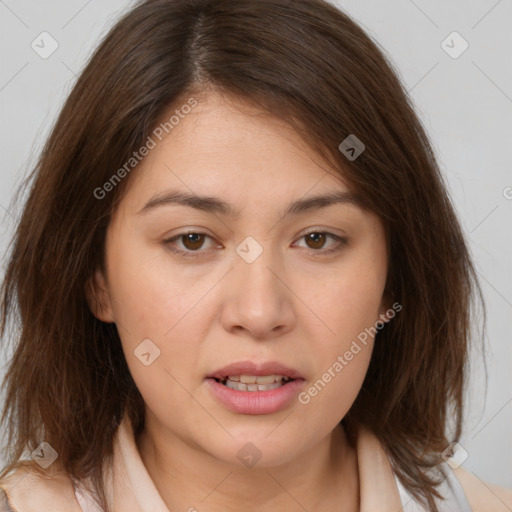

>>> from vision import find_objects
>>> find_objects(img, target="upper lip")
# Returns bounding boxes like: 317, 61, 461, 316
207, 361, 304, 380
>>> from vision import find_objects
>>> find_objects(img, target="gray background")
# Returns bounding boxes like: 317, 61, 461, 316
0, 0, 511, 489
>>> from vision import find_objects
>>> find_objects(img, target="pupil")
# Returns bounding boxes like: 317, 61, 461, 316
183, 233, 204, 250
307, 232, 325, 249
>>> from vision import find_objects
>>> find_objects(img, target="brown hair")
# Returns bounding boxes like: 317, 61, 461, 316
0, 0, 484, 510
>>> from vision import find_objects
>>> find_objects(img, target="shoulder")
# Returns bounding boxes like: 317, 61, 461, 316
0, 462, 82, 512
453, 466, 512, 512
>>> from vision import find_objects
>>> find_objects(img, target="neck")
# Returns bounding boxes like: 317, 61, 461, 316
136, 413, 359, 512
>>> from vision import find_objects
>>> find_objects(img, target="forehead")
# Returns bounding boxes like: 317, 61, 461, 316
120, 92, 354, 211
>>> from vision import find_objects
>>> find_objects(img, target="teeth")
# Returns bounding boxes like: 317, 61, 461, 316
239, 375, 257, 384
253, 375, 280, 385
224, 379, 286, 392
221, 375, 293, 392
235, 374, 289, 385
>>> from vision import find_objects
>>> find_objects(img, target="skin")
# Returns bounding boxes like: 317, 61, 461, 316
87, 91, 390, 511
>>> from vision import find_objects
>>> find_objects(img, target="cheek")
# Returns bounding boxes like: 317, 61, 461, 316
304, 256, 386, 348
104, 235, 222, 399
110, 259, 209, 433
297, 348, 372, 432
294, 247, 385, 417
126, 355, 212, 444
297, 294, 376, 424
105, 233, 216, 341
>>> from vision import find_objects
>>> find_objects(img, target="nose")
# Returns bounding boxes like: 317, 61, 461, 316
220, 245, 296, 340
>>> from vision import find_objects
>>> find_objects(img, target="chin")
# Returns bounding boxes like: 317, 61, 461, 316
204, 429, 313, 469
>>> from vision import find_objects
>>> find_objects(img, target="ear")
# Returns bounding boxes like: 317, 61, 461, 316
85, 267, 115, 323
376, 292, 396, 327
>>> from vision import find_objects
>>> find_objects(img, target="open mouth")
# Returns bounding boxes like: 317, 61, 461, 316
206, 366, 305, 414
213, 374, 295, 392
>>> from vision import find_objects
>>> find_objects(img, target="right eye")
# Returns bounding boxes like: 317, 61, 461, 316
162, 231, 222, 258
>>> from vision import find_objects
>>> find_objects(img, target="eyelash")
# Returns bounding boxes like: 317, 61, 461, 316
162, 229, 348, 259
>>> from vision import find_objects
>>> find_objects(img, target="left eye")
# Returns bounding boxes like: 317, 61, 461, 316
293, 231, 346, 253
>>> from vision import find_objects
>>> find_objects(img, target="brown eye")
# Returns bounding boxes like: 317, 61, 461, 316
163, 231, 219, 258
294, 231, 348, 255
181, 233, 206, 250
304, 232, 327, 250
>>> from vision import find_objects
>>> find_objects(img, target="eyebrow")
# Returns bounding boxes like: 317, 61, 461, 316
136, 189, 362, 218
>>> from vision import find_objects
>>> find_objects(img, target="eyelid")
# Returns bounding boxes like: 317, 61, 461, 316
297, 226, 347, 239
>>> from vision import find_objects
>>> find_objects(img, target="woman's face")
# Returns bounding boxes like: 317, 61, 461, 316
90, 91, 390, 468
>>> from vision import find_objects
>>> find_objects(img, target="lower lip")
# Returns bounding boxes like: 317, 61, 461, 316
205, 378, 305, 415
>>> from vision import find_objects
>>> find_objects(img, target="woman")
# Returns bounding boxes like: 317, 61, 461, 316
0, 0, 510, 510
